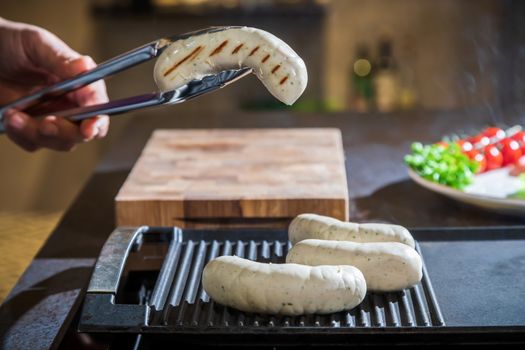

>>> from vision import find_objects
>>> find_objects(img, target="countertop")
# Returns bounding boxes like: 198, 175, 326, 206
1, 110, 525, 349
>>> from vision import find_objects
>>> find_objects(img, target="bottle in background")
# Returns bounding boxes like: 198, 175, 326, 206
398, 37, 418, 111
350, 43, 374, 112
374, 38, 400, 113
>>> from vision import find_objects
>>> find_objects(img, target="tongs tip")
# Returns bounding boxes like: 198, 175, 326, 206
162, 67, 253, 104
220, 67, 253, 86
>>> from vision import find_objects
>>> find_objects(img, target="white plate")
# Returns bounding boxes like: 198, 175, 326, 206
408, 167, 525, 215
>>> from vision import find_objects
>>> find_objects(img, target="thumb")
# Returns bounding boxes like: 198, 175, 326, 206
59, 55, 97, 78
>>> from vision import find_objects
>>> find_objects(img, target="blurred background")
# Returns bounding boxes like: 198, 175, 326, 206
0, 0, 524, 297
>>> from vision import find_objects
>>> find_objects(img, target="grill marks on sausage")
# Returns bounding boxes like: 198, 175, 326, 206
231, 43, 244, 54
164, 41, 290, 86
246, 47, 287, 85
163, 45, 203, 77
210, 40, 229, 57
231, 44, 285, 84
249, 46, 260, 56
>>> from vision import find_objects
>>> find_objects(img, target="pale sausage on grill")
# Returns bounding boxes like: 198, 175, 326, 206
202, 255, 366, 315
286, 239, 423, 292
154, 26, 308, 105
289, 213, 415, 248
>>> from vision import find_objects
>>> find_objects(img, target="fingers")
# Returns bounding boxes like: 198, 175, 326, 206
3, 109, 88, 152
80, 115, 110, 140
22, 57, 109, 119
66, 56, 109, 105
3, 111, 39, 152
57, 56, 110, 140
65, 56, 110, 140
23, 26, 110, 108
61, 54, 95, 78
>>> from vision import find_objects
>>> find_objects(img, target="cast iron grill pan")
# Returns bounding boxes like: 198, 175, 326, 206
79, 227, 445, 334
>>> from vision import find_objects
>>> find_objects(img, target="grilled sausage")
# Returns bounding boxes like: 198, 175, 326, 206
154, 26, 307, 105
289, 213, 415, 248
286, 239, 423, 292
202, 255, 366, 315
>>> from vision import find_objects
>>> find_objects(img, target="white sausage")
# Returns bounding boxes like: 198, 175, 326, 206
289, 213, 415, 248
286, 239, 422, 292
202, 255, 366, 315
154, 26, 308, 105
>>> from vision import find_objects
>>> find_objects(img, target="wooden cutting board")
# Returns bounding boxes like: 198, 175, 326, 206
115, 128, 348, 228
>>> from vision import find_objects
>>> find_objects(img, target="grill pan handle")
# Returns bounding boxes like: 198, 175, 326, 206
87, 226, 148, 293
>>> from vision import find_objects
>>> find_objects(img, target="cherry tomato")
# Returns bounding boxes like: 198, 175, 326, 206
510, 131, 525, 155
511, 131, 525, 144
464, 149, 487, 173
468, 134, 490, 148
500, 138, 522, 166
510, 155, 525, 176
456, 140, 473, 153
484, 144, 503, 170
517, 155, 525, 167
470, 151, 487, 173
466, 149, 480, 160
482, 127, 505, 141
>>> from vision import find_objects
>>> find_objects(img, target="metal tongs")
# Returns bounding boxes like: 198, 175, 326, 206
0, 27, 251, 134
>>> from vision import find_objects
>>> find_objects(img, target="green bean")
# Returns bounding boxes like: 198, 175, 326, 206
405, 142, 478, 189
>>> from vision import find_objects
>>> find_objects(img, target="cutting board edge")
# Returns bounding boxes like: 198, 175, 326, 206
116, 197, 348, 222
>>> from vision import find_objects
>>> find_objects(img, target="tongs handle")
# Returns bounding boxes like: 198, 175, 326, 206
53, 92, 168, 122
0, 41, 160, 118
43, 68, 253, 122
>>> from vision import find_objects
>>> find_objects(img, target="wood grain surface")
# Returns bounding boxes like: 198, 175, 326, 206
115, 128, 348, 228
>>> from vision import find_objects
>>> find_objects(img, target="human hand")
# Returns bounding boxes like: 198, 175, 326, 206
0, 18, 109, 151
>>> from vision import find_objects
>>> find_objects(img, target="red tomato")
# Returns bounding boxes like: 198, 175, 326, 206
500, 138, 522, 166
511, 131, 525, 144
511, 131, 525, 155
465, 149, 479, 160
468, 134, 490, 148
456, 140, 473, 153
510, 155, 525, 176
484, 144, 503, 170
472, 151, 487, 173
482, 127, 505, 140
